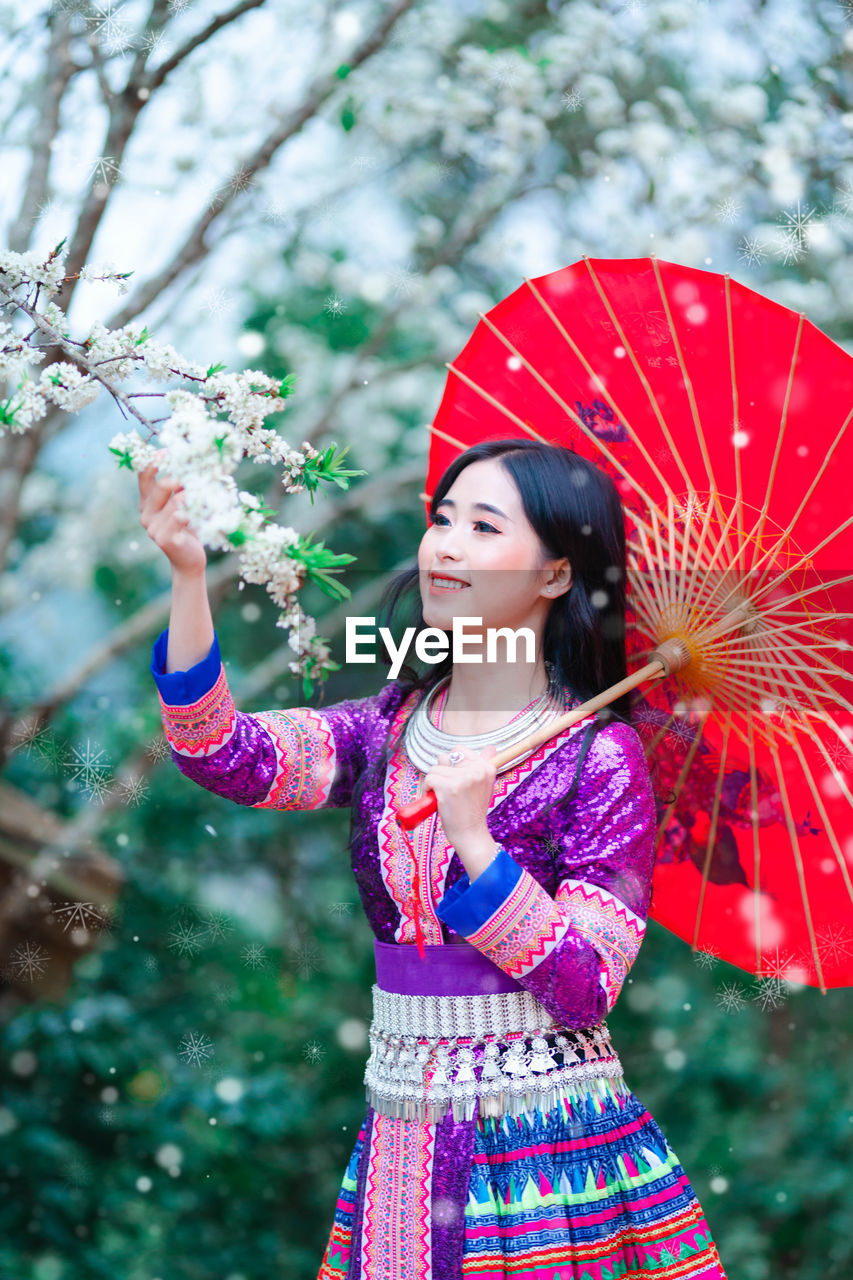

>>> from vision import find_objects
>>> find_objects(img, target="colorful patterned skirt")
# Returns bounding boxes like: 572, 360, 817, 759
317, 1077, 728, 1279
317, 940, 728, 1279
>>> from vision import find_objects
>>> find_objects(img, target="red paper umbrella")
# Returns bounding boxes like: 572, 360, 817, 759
405, 254, 853, 992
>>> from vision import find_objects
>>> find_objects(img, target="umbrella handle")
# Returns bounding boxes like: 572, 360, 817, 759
394, 644, 686, 831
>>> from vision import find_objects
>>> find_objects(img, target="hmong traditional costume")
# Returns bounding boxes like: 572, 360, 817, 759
150, 627, 728, 1280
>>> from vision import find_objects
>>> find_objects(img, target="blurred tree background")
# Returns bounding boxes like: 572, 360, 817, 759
1, 0, 852, 1276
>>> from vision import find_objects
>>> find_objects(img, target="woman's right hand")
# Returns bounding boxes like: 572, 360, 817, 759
138, 449, 208, 576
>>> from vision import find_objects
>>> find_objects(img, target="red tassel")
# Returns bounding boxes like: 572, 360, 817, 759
413, 880, 426, 960
401, 825, 427, 960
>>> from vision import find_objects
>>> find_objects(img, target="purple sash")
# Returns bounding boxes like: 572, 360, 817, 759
374, 937, 523, 996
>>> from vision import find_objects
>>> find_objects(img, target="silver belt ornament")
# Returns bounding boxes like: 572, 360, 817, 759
363, 983, 625, 1124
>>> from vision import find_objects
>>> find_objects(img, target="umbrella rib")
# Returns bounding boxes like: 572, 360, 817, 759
576, 257, 701, 499
648, 257, 736, 549
695, 566, 853, 649
726, 276, 747, 554
719, 655, 853, 716
748, 313, 806, 576
745, 711, 763, 976
765, 733, 827, 993
790, 729, 853, 918
691, 702, 734, 952
512, 270, 681, 497
654, 709, 707, 841
766, 399, 853, 569
436, 347, 668, 533
734, 502, 853, 616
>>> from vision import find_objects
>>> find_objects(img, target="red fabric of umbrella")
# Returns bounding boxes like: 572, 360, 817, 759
420, 254, 853, 992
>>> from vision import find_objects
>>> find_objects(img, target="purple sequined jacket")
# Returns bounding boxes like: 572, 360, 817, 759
150, 627, 657, 1030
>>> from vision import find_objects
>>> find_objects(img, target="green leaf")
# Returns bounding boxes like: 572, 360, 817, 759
206, 361, 227, 377
108, 445, 135, 470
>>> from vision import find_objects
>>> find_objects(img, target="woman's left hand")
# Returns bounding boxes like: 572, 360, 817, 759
423, 743, 499, 853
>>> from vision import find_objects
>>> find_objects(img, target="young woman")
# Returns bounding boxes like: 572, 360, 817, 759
139, 438, 728, 1279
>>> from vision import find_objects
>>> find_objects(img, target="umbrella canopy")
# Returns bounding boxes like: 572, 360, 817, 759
419, 254, 853, 992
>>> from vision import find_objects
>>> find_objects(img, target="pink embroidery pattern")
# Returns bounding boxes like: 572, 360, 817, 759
464, 869, 574, 979
158, 665, 236, 756
251, 708, 337, 810
555, 879, 646, 1011
361, 1110, 435, 1279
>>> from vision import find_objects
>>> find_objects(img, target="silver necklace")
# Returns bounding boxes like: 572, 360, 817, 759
404, 663, 572, 775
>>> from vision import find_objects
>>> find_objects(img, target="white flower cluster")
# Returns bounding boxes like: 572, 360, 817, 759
0, 242, 353, 691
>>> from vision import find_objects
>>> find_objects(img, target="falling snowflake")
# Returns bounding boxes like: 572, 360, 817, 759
620, 0, 647, 12
167, 0, 193, 14
241, 942, 269, 971
67, 739, 113, 803
675, 491, 706, 528
62, 1157, 93, 1187
290, 938, 322, 979
543, 834, 563, 857
825, 738, 853, 771
486, 53, 524, 90
35, 195, 66, 223
88, 154, 122, 187
778, 199, 816, 248
815, 922, 853, 966
323, 294, 347, 317
146, 736, 171, 763
385, 266, 420, 297
204, 289, 235, 318
211, 980, 236, 1006
315, 198, 341, 230
692, 945, 719, 970
327, 901, 353, 918
86, 2, 134, 54
115, 774, 150, 807
140, 27, 170, 58
261, 199, 295, 228
167, 921, 206, 957
561, 87, 584, 112
202, 910, 234, 942
178, 1031, 215, 1067
775, 229, 805, 265
9, 718, 67, 770
834, 177, 853, 215
750, 976, 787, 1011
757, 947, 803, 983
7, 940, 49, 982
302, 1040, 326, 1063
715, 981, 747, 1013
715, 197, 741, 223
350, 154, 381, 174
51, 901, 106, 934
431, 160, 454, 184
737, 235, 767, 267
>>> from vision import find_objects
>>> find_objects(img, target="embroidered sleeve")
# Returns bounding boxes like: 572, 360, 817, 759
435, 721, 656, 1028
150, 625, 398, 810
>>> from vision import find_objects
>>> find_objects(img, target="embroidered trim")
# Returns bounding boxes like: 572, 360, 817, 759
556, 879, 646, 1012
158, 664, 237, 757
463, 868, 574, 979
251, 707, 337, 810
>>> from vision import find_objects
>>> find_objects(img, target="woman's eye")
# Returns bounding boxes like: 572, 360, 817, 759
430, 514, 497, 533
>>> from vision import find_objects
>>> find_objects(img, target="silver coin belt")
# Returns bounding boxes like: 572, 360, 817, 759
363, 983, 626, 1124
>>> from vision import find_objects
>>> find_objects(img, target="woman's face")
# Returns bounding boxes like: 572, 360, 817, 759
417, 456, 571, 640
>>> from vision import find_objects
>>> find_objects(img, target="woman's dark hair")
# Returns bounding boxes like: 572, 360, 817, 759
348, 438, 635, 832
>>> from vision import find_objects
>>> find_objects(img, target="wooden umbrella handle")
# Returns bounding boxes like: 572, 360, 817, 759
394, 648, 682, 831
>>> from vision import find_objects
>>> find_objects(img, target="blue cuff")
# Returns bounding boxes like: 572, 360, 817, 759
435, 845, 524, 936
151, 626, 222, 705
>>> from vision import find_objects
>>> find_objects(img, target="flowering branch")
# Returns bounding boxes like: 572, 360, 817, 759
0, 239, 366, 698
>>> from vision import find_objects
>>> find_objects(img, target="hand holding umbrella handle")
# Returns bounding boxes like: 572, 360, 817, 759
394, 643, 686, 831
